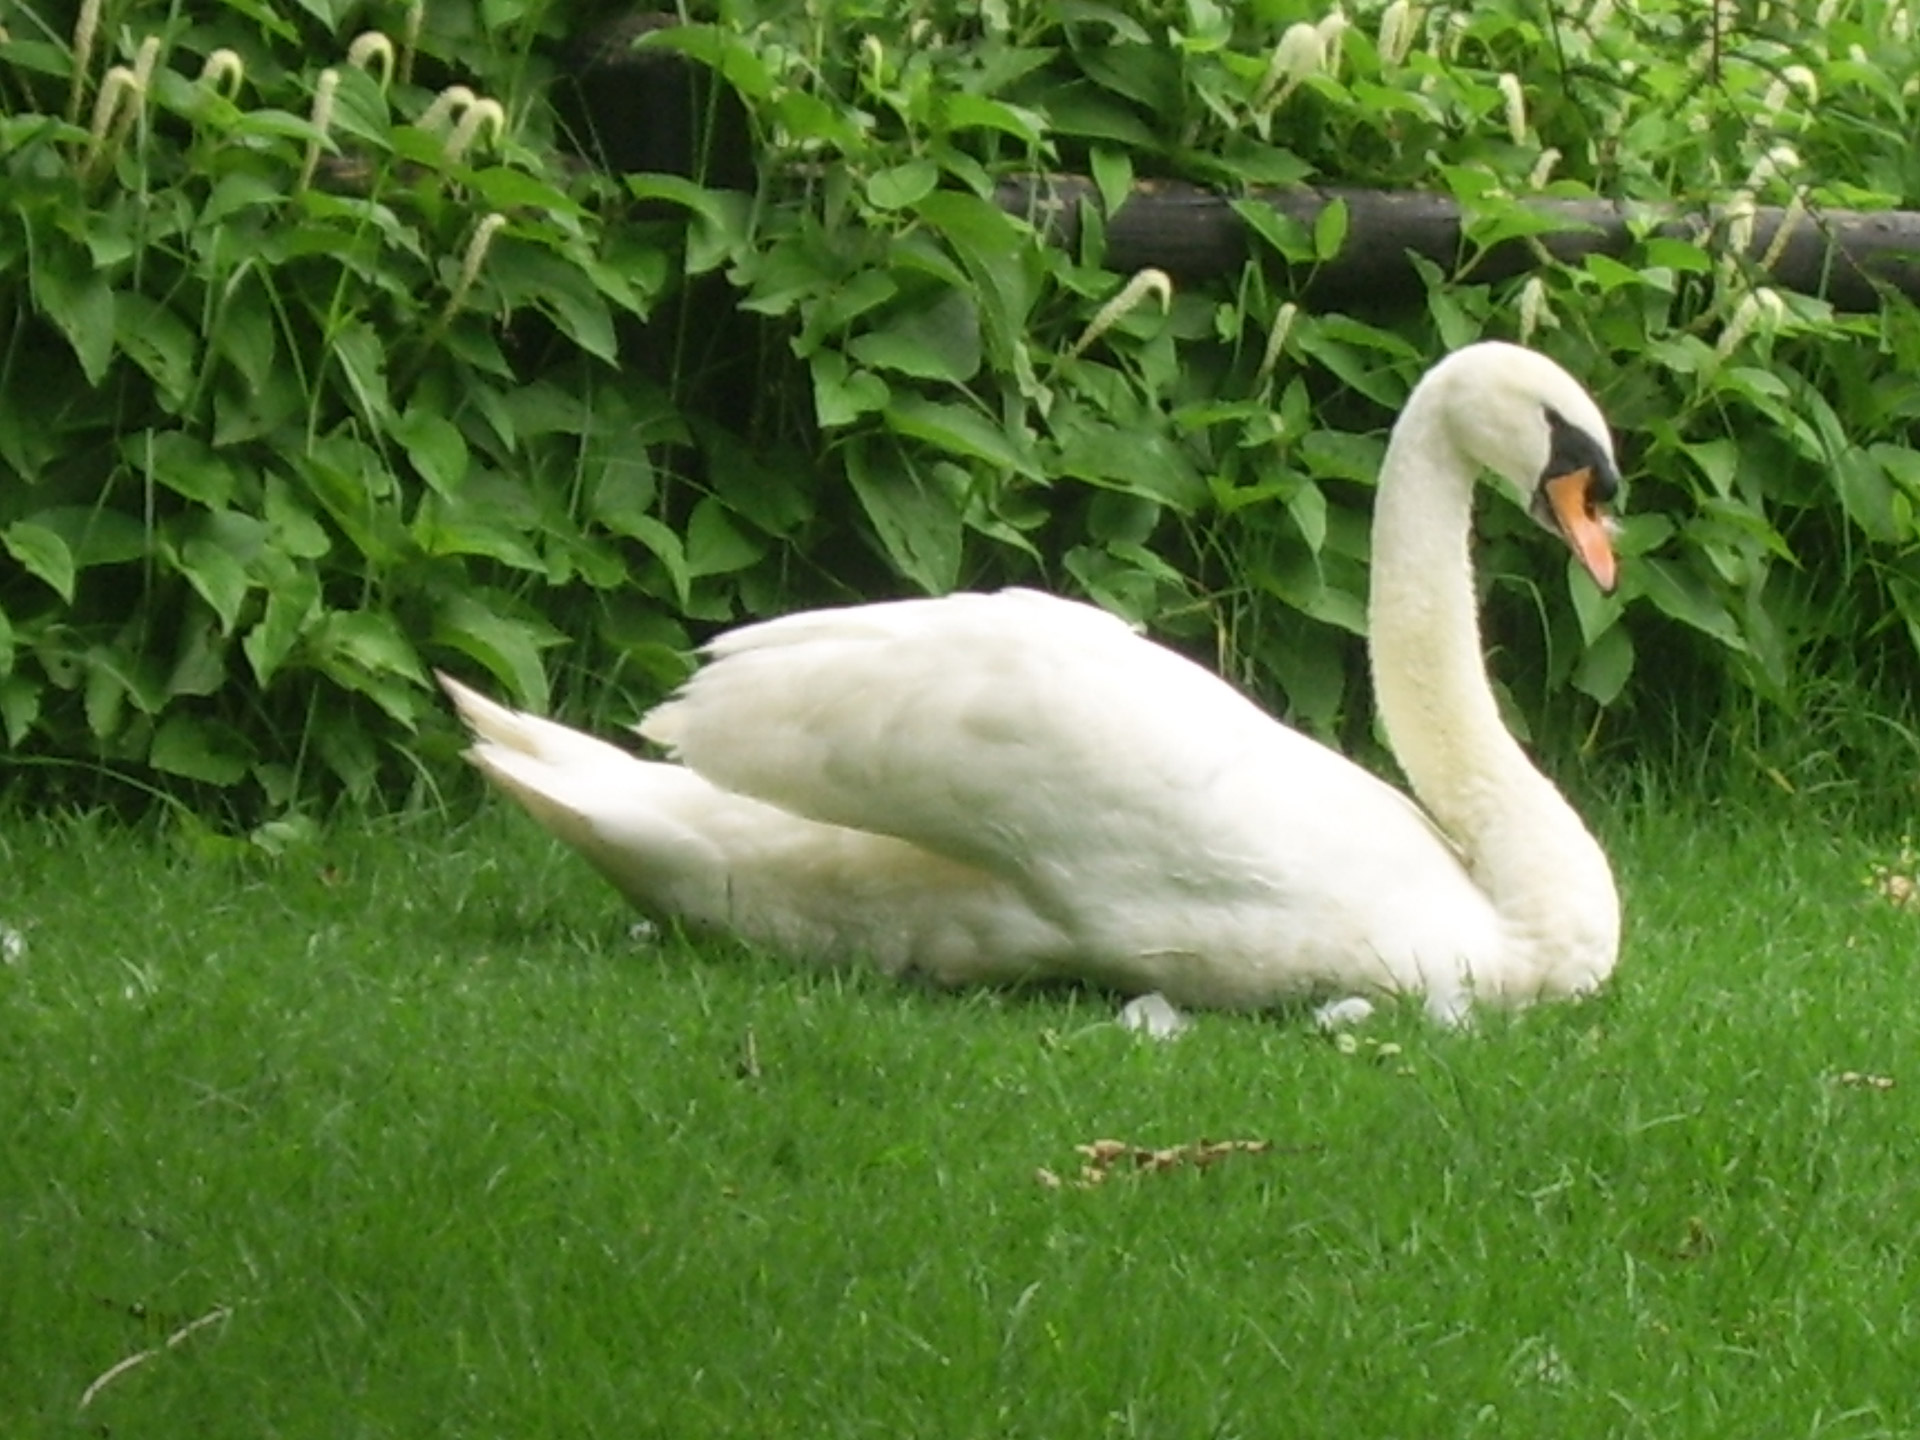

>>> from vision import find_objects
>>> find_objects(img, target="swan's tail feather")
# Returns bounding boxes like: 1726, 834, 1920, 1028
437, 671, 639, 773
438, 672, 741, 919
439, 672, 621, 853
461, 736, 601, 852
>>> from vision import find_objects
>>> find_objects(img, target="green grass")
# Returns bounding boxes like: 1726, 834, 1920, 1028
4, 793, 1919, 1438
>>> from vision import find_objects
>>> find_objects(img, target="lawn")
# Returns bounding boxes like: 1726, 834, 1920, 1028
3, 791, 1917, 1438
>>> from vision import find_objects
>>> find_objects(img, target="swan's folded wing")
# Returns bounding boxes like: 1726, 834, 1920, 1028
637, 589, 1437, 899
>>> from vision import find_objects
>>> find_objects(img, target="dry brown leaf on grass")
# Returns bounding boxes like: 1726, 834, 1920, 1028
1865, 839, 1920, 908
1035, 1137, 1275, 1190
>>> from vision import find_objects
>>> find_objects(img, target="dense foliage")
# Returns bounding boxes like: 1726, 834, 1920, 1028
2, 0, 1918, 816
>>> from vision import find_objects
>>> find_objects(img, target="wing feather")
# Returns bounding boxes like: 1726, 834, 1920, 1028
638, 590, 1448, 915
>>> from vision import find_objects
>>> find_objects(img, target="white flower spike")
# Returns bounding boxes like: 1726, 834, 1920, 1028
1257, 21, 1327, 108
418, 84, 479, 135
1256, 301, 1300, 384
445, 97, 506, 163
1377, 0, 1418, 67
298, 67, 339, 191
1746, 144, 1801, 192
85, 36, 160, 173
197, 48, 246, 101
1759, 193, 1807, 272
1316, 7, 1350, 79
1716, 287, 1788, 360
444, 212, 509, 322
1517, 276, 1552, 345
68, 0, 102, 121
1723, 189, 1757, 256
1497, 72, 1528, 145
1069, 268, 1174, 358
400, 0, 425, 84
347, 31, 396, 92
1760, 64, 1818, 121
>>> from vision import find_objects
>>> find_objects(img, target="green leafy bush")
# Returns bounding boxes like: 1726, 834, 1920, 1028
641, 0, 1920, 769
0, 0, 676, 807
3, 0, 1919, 816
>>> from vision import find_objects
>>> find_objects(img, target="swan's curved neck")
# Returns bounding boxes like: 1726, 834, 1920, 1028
1368, 391, 1516, 822
1366, 376, 1616, 991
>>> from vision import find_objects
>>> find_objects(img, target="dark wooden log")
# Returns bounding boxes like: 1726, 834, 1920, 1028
994, 174, 1920, 311
556, 14, 1919, 311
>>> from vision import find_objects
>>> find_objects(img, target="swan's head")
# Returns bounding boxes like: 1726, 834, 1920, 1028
1433, 342, 1621, 592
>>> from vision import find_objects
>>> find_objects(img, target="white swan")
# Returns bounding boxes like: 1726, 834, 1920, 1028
442, 340, 1622, 1023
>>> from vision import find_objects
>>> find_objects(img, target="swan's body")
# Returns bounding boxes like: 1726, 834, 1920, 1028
445, 342, 1623, 1022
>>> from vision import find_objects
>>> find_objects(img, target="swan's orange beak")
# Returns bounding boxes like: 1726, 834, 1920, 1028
1542, 468, 1617, 594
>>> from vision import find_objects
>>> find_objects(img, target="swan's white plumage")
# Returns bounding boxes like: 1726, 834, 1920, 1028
446, 341, 1623, 1022
443, 674, 1072, 982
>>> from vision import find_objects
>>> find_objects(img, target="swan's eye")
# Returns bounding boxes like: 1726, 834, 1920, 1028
1541, 407, 1617, 502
